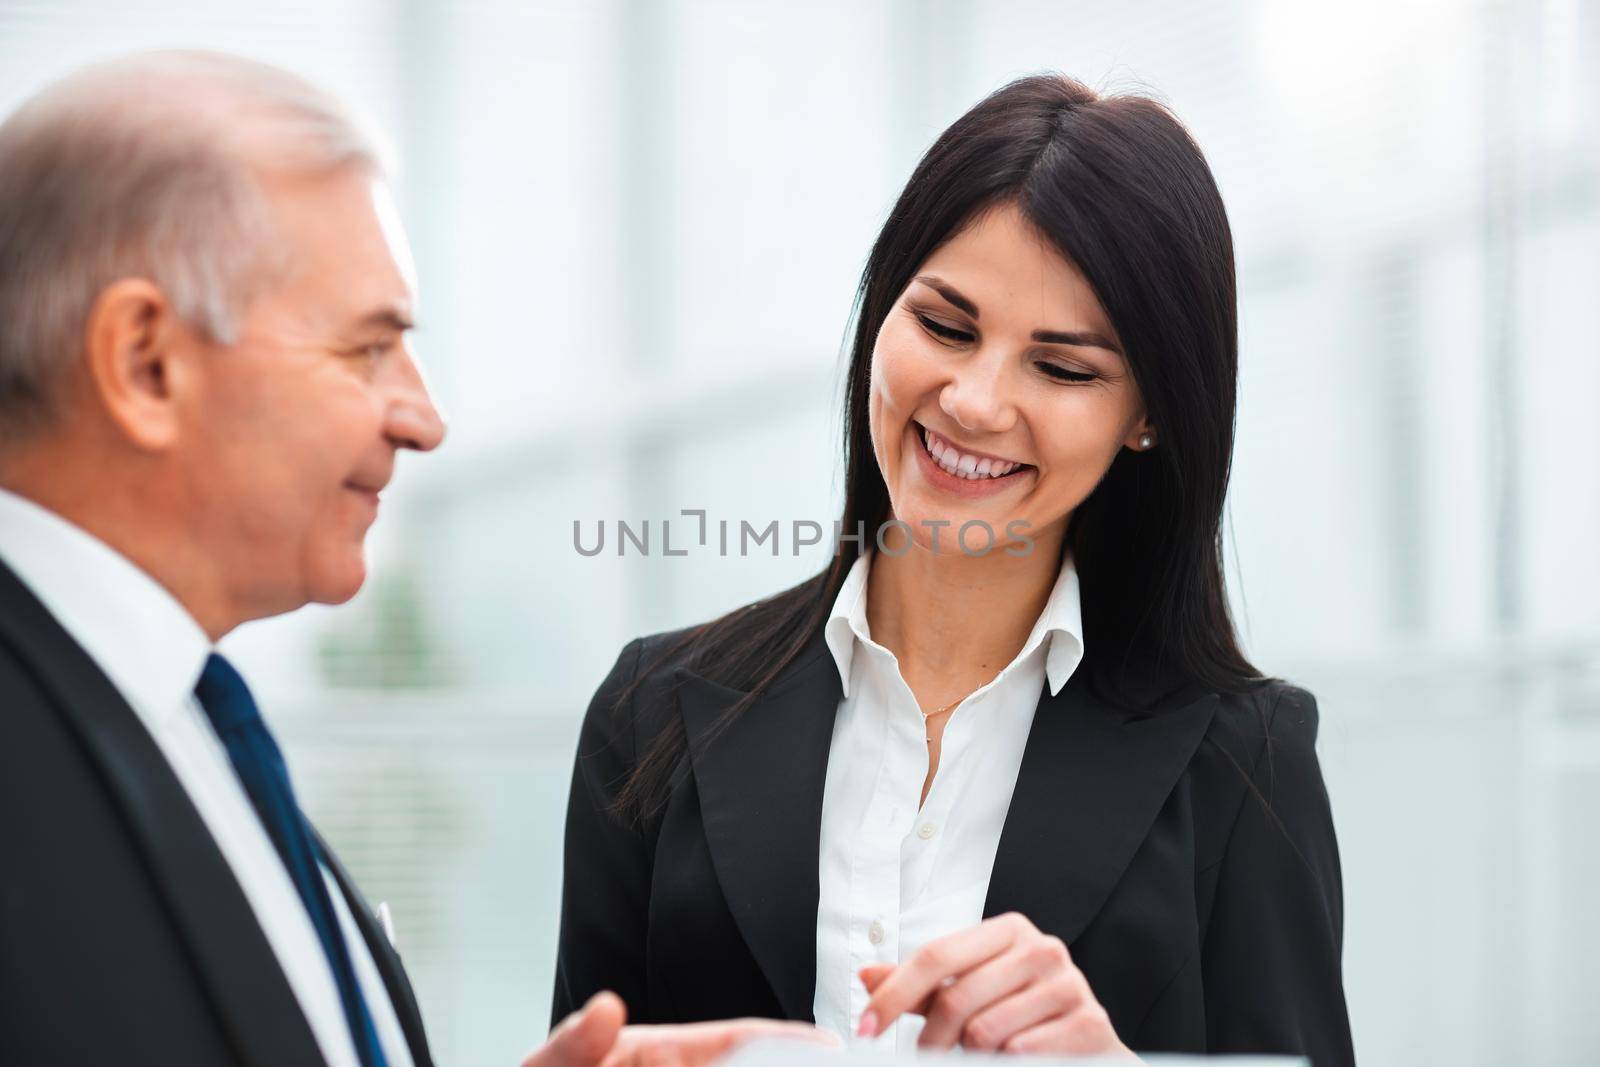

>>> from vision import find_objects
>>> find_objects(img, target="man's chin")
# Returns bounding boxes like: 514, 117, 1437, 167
307, 555, 369, 607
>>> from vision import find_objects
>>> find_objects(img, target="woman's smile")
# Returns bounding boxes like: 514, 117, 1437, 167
908, 419, 1036, 501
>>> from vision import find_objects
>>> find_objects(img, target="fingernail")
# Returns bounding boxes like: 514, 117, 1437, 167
856, 1010, 879, 1039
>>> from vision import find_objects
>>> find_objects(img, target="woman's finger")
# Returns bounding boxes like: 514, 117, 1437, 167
859, 962, 937, 1019
916, 940, 1063, 1049
960, 965, 1090, 1051
858, 963, 895, 993
1000, 1001, 1133, 1059
858, 912, 1034, 1038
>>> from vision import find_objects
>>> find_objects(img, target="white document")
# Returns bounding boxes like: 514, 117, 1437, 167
721, 1038, 1307, 1067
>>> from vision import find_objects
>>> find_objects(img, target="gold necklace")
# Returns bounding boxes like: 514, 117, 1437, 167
920, 694, 971, 744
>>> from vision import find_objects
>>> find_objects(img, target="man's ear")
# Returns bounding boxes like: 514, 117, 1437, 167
83, 278, 191, 451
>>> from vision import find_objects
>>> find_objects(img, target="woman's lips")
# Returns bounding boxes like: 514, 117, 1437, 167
909, 422, 1033, 500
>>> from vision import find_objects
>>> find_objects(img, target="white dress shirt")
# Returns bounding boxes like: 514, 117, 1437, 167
814, 550, 1086, 1050
0, 487, 413, 1067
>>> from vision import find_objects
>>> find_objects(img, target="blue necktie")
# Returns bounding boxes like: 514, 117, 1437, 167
195, 653, 389, 1067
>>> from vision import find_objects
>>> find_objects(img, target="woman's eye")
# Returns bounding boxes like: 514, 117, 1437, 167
1037, 361, 1096, 383
915, 312, 975, 344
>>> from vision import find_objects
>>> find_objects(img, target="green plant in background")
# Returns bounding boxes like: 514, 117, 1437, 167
317, 566, 457, 689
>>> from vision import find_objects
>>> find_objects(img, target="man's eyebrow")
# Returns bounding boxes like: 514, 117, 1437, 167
915, 274, 1123, 356
353, 306, 416, 333
1032, 328, 1123, 356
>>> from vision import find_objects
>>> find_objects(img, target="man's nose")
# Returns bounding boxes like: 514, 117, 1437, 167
384, 347, 447, 452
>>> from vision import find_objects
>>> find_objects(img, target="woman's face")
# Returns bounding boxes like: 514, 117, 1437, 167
868, 201, 1153, 558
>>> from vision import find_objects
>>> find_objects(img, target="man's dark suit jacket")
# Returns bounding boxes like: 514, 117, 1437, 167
0, 559, 434, 1066
553, 628, 1356, 1067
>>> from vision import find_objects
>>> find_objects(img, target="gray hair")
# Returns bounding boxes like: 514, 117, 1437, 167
0, 50, 383, 442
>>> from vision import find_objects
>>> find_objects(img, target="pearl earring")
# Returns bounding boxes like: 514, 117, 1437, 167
1139, 433, 1154, 450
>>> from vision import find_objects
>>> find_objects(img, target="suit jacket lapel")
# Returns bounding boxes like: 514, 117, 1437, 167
315, 830, 435, 1067
985, 663, 1218, 944
675, 631, 841, 1021
0, 560, 326, 1067
674, 623, 1219, 1015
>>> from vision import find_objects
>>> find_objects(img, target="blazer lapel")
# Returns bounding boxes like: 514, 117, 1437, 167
675, 631, 841, 1021
985, 664, 1218, 944
0, 560, 326, 1067
315, 830, 435, 1067
674, 624, 1218, 1015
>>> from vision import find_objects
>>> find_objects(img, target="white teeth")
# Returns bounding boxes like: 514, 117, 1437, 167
921, 426, 1023, 481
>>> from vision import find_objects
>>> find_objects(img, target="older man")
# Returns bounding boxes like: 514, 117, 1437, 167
0, 52, 822, 1067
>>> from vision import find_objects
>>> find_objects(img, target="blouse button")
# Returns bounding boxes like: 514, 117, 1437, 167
868, 920, 886, 945
917, 823, 937, 840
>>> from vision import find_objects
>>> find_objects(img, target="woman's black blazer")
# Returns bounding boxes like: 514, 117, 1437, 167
551, 625, 1355, 1067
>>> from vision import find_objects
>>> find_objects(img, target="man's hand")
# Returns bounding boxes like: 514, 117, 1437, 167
525, 992, 628, 1067
527, 992, 840, 1067
596, 1018, 838, 1067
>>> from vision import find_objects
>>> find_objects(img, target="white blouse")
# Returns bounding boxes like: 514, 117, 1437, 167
813, 550, 1086, 1050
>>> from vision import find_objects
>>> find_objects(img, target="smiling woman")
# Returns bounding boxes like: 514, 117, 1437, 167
552, 74, 1354, 1066
872, 204, 1150, 531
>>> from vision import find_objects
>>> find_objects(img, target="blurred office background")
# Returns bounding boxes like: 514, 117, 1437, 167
3, 0, 1598, 1063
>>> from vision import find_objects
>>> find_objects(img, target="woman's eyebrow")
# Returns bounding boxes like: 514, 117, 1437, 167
1033, 328, 1123, 356
914, 275, 979, 318
916, 274, 1123, 356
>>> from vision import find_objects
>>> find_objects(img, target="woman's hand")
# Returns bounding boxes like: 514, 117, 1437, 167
857, 912, 1137, 1058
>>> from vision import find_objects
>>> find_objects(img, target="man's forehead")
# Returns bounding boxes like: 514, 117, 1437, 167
368, 179, 419, 304
262, 171, 418, 328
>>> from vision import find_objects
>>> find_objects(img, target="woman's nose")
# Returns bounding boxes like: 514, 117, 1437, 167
939, 354, 1017, 435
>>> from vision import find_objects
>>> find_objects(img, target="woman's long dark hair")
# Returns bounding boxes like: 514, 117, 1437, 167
615, 73, 1265, 823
